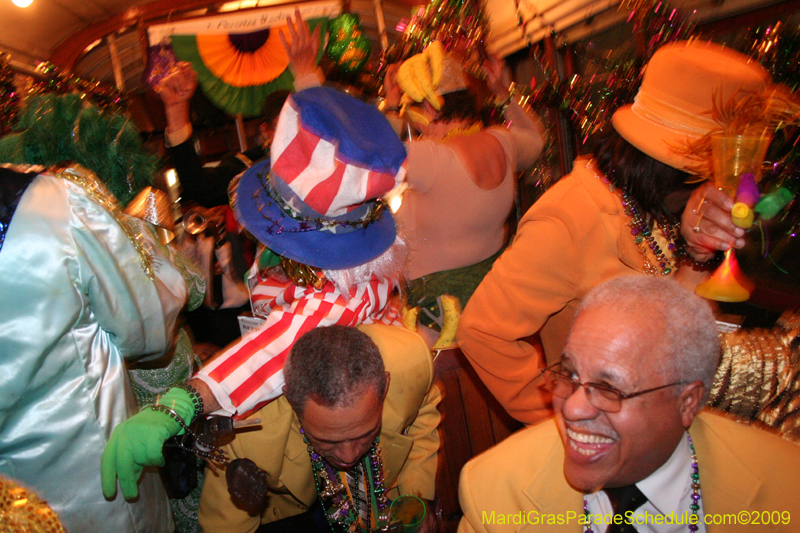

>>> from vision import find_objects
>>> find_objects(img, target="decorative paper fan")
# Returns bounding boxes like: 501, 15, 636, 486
171, 18, 328, 118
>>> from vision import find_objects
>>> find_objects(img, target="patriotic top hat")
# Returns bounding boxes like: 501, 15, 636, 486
235, 86, 408, 270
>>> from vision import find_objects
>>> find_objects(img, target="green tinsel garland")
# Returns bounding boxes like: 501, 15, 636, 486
0, 93, 155, 205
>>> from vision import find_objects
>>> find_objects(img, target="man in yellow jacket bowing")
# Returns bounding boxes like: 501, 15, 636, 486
200, 324, 440, 533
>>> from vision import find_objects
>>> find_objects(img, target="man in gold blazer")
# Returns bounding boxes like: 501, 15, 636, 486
459, 276, 800, 533
199, 323, 440, 533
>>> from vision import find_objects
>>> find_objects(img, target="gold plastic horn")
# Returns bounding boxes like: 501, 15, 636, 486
124, 186, 175, 245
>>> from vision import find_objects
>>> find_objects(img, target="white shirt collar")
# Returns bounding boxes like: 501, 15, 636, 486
636, 432, 692, 516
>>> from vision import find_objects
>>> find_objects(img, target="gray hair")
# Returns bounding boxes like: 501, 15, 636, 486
323, 233, 408, 296
284, 325, 388, 417
577, 275, 720, 401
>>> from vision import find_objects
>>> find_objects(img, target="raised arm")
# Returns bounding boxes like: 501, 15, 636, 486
483, 55, 546, 170
157, 61, 198, 146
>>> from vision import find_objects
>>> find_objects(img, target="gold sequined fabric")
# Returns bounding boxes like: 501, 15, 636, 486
709, 309, 800, 445
0, 477, 66, 533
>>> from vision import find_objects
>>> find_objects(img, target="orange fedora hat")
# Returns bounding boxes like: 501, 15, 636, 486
612, 40, 770, 174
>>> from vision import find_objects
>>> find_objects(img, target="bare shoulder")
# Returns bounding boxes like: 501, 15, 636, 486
448, 131, 506, 190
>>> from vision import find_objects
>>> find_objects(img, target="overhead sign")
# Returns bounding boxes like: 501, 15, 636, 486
148, 0, 341, 44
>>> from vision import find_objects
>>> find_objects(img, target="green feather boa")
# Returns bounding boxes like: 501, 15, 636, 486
0, 93, 156, 205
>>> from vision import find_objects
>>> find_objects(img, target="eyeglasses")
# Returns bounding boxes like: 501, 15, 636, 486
538, 363, 684, 413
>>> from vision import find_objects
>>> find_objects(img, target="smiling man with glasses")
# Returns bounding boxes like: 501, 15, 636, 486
457, 275, 800, 532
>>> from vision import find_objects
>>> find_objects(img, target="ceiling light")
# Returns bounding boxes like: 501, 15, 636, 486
13, 0, 33, 7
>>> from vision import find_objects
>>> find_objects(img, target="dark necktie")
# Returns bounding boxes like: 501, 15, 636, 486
605, 484, 648, 533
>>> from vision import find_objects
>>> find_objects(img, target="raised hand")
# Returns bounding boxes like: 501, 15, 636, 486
483, 55, 510, 100
155, 61, 198, 108
280, 9, 321, 80
383, 63, 403, 110
156, 62, 198, 136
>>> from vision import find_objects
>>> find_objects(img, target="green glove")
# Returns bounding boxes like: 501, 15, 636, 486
101, 386, 197, 499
